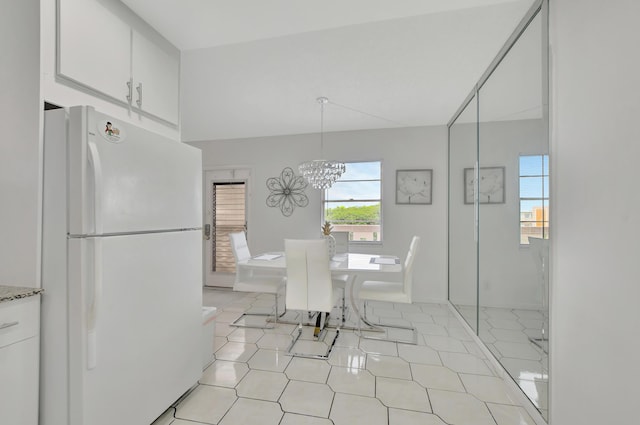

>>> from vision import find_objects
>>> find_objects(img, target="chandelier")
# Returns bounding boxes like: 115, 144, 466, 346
299, 97, 346, 189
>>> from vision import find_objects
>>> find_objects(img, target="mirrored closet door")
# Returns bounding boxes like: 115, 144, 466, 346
448, 0, 549, 420
448, 94, 478, 333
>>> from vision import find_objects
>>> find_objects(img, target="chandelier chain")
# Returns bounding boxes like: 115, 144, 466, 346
298, 96, 346, 190
320, 97, 324, 153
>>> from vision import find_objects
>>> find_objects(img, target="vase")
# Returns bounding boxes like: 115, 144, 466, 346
323, 234, 336, 259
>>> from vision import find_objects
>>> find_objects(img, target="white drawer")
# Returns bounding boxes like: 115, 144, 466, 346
0, 296, 40, 348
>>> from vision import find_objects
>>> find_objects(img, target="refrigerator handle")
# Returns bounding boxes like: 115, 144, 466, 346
87, 141, 104, 234
86, 238, 102, 370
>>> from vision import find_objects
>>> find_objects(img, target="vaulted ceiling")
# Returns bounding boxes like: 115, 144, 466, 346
120, 0, 536, 141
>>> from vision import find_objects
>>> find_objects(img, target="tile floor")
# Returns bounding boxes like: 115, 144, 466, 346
153, 288, 540, 425
455, 304, 548, 419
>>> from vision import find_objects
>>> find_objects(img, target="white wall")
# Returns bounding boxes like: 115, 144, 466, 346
189, 125, 448, 302
550, 1, 640, 424
0, 0, 41, 287
40, 0, 180, 140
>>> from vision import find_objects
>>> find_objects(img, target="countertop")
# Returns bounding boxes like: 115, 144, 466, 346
0, 285, 43, 303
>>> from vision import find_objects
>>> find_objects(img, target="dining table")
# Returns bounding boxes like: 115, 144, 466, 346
236, 252, 403, 329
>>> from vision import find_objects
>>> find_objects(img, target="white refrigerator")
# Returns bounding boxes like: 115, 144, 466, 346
41, 106, 203, 425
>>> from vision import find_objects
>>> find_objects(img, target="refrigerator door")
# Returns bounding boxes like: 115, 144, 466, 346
67, 230, 202, 425
68, 106, 202, 236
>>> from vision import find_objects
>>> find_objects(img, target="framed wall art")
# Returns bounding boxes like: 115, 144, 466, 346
396, 169, 433, 205
266, 167, 308, 216
464, 166, 505, 204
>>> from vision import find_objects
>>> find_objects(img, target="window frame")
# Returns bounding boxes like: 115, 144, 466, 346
321, 160, 383, 245
519, 154, 549, 245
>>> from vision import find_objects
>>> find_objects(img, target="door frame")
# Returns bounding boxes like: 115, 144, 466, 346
202, 167, 252, 288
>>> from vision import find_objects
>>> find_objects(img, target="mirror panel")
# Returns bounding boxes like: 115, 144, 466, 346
448, 95, 478, 332
478, 11, 548, 418
448, 2, 549, 421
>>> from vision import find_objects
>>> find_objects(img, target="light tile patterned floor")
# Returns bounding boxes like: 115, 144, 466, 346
153, 288, 539, 425
456, 304, 549, 419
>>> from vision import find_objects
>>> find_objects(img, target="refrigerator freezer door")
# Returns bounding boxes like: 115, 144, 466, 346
68, 106, 202, 236
66, 230, 202, 425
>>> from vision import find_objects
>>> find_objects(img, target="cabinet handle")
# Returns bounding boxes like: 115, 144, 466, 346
136, 82, 143, 108
0, 321, 19, 330
126, 79, 133, 104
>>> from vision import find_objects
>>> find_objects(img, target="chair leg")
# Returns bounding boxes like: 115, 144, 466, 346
340, 274, 356, 323
231, 292, 286, 329
528, 317, 548, 354
341, 287, 346, 323
231, 312, 276, 329
314, 311, 334, 339
286, 311, 340, 360
357, 301, 418, 345
285, 315, 304, 354
274, 292, 279, 324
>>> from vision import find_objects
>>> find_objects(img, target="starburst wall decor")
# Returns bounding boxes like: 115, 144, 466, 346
266, 167, 309, 217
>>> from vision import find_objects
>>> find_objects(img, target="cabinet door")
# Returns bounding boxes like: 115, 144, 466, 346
58, 0, 131, 104
0, 337, 39, 425
132, 30, 180, 125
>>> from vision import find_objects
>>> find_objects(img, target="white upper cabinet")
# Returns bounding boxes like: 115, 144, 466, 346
132, 30, 180, 125
57, 0, 180, 126
58, 0, 131, 102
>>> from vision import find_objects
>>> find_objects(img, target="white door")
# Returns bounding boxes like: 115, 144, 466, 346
68, 106, 202, 236
204, 169, 250, 287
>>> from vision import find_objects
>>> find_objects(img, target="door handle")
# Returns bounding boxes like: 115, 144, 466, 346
204, 224, 211, 240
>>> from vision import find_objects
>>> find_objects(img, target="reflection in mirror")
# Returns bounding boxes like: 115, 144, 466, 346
477, 10, 549, 419
448, 2, 549, 421
448, 95, 478, 333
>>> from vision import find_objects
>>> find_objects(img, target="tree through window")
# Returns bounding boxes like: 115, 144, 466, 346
323, 161, 382, 242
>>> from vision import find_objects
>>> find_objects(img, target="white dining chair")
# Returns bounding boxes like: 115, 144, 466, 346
355, 235, 420, 344
229, 231, 286, 329
528, 236, 549, 353
284, 238, 341, 359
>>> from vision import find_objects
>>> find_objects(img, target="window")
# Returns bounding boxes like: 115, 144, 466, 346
323, 161, 382, 242
519, 155, 549, 244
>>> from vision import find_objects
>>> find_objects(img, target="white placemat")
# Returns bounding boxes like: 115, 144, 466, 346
370, 257, 400, 265
252, 254, 282, 261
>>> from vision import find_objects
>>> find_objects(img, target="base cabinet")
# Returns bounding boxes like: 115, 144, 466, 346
0, 296, 40, 425
0, 338, 39, 425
